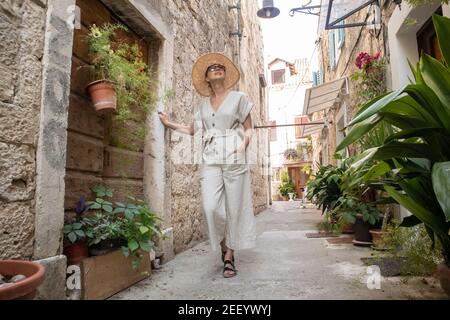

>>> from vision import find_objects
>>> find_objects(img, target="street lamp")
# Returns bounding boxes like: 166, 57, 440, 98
257, 0, 280, 19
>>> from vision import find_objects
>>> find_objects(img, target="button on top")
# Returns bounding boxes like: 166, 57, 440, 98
212, 113, 215, 117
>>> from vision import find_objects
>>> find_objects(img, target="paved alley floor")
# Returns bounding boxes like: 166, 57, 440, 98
111, 201, 448, 300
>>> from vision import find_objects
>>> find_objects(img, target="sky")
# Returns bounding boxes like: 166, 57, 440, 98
259, 0, 321, 70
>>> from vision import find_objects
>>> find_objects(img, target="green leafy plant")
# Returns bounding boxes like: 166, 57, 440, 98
306, 162, 348, 214
84, 186, 164, 268
86, 23, 157, 122
278, 172, 296, 197
332, 194, 380, 225
337, 14, 450, 266
118, 196, 164, 269
63, 195, 90, 244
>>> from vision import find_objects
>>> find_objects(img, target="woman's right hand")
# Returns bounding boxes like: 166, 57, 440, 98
158, 111, 170, 126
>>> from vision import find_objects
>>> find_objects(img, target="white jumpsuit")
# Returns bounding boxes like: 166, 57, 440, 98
194, 90, 257, 251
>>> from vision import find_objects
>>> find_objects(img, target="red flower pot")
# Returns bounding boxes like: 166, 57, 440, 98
0, 260, 45, 300
86, 79, 117, 114
64, 240, 89, 266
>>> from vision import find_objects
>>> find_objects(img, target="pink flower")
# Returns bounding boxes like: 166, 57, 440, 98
355, 52, 381, 70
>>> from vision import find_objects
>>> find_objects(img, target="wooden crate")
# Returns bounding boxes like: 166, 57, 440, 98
80, 250, 151, 300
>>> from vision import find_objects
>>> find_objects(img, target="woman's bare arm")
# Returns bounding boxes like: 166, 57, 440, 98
158, 111, 195, 136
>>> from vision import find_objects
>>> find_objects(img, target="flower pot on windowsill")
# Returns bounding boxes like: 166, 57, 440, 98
0, 260, 45, 300
63, 240, 89, 266
86, 79, 117, 114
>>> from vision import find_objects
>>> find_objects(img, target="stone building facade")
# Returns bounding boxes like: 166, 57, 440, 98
306, 0, 396, 169
0, 0, 268, 299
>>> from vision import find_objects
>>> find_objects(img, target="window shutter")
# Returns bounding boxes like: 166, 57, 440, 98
329, 31, 336, 70
312, 71, 318, 86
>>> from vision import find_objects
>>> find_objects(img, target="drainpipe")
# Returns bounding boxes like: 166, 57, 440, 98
268, 129, 272, 205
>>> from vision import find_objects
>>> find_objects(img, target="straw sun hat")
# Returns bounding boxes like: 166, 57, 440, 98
192, 52, 240, 97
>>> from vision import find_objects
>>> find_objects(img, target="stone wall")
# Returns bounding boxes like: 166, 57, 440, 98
0, 0, 268, 265
0, 0, 47, 259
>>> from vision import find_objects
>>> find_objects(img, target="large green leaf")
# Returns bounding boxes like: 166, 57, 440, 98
432, 162, 450, 222
384, 185, 447, 238
384, 127, 447, 143
400, 215, 422, 227
403, 84, 450, 131
349, 86, 407, 126
336, 114, 382, 151
419, 54, 450, 108
432, 14, 450, 67
372, 141, 435, 161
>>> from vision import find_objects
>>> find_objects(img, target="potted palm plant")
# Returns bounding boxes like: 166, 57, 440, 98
336, 14, 450, 297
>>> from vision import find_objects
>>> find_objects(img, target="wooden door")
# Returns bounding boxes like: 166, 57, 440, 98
288, 167, 301, 199
65, 0, 151, 211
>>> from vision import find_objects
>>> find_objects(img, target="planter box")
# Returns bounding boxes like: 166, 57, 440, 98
80, 249, 151, 300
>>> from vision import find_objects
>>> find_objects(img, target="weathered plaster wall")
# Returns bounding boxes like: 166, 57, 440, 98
0, 0, 48, 259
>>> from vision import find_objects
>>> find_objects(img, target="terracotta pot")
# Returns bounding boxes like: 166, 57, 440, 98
435, 263, 450, 298
369, 229, 389, 247
341, 222, 354, 234
64, 240, 89, 266
0, 260, 45, 300
86, 79, 117, 114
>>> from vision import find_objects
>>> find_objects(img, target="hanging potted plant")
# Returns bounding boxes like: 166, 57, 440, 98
85, 23, 155, 119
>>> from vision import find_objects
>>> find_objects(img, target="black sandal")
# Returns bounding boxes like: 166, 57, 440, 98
223, 260, 237, 278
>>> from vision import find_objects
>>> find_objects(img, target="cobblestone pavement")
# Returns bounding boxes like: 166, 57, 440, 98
111, 201, 448, 300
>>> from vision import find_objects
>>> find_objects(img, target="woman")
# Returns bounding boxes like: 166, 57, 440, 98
158, 52, 256, 278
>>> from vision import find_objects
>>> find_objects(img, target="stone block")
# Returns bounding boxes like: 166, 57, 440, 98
68, 93, 104, 138
0, 64, 15, 102
0, 201, 34, 259
103, 146, 144, 179
35, 255, 67, 300
0, 142, 35, 201
0, 102, 38, 145
0, 10, 20, 68
64, 171, 102, 210
102, 178, 144, 204
65, 131, 104, 173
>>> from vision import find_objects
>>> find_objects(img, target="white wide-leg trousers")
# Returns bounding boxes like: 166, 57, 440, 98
200, 163, 256, 251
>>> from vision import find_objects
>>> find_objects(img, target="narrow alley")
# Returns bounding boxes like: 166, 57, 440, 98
110, 201, 447, 300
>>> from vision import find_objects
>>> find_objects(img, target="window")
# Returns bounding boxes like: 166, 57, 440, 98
271, 69, 285, 84
269, 120, 277, 141
328, 21, 345, 70
312, 70, 323, 86
329, 31, 336, 70
417, 8, 443, 61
